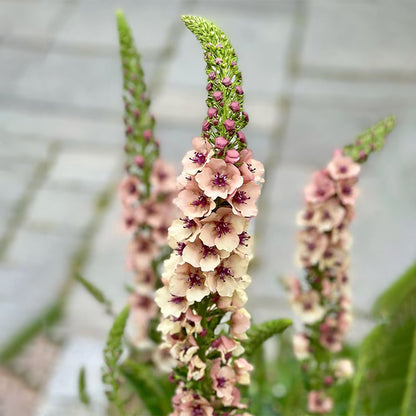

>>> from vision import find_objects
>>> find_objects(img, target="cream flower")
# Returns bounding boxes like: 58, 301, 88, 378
155, 287, 188, 318
233, 358, 253, 385
168, 217, 201, 246
295, 228, 329, 268
336, 178, 359, 205
307, 391, 333, 414
312, 197, 346, 232
227, 182, 261, 217
230, 308, 251, 340
175, 181, 216, 219
292, 290, 325, 324
195, 158, 243, 199
150, 158, 177, 193
169, 263, 210, 303
304, 170, 335, 203
182, 136, 214, 175
210, 359, 237, 402
200, 207, 248, 252
293, 333, 311, 360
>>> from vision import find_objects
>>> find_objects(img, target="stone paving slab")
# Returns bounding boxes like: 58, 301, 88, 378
0, 106, 123, 145
54, 0, 183, 56
45, 148, 121, 191
301, 1, 416, 76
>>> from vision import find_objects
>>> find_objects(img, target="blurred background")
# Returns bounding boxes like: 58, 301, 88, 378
0, 0, 415, 414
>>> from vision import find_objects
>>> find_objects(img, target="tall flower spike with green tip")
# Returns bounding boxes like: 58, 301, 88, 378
290, 116, 396, 415
181, 15, 248, 153
156, 15, 264, 416
116, 9, 177, 368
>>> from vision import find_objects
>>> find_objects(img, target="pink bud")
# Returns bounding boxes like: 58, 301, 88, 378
143, 130, 152, 141
225, 149, 240, 164
215, 136, 228, 150
202, 120, 211, 132
222, 77, 232, 87
212, 91, 223, 102
324, 376, 334, 386
216, 43, 223, 48
237, 131, 246, 143
359, 150, 366, 160
206, 83, 213, 91
243, 111, 249, 122
224, 119, 235, 132
208, 107, 218, 118
208, 71, 216, 80
134, 155, 144, 168
229, 101, 240, 112
235, 85, 244, 95
215, 57, 223, 64
132, 109, 140, 118
125, 126, 133, 135
231, 61, 236, 67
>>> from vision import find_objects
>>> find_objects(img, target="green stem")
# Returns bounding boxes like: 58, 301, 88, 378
400, 326, 416, 416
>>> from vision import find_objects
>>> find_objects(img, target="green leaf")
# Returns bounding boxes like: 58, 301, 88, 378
372, 260, 416, 320
243, 319, 292, 356
120, 359, 173, 415
102, 305, 130, 416
73, 273, 112, 313
181, 15, 248, 150
348, 272, 416, 416
78, 366, 90, 406
343, 115, 396, 163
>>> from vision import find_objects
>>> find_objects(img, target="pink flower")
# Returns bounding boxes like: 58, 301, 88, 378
127, 234, 159, 271
295, 228, 329, 268
234, 358, 253, 385
182, 137, 213, 175
304, 170, 335, 203
230, 308, 251, 340
224, 149, 240, 164
182, 237, 228, 272
327, 150, 361, 180
150, 158, 176, 193
169, 263, 210, 303
119, 175, 140, 206
239, 149, 265, 183
312, 197, 346, 232
175, 181, 216, 219
200, 207, 247, 252
195, 158, 243, 199
210, 359, 236, 403
336, 178, 359, 205
293, 333, 310, 360
307, 391, 333, 414
206, 254, 249, 297
210, 335, 243, 363
227, 182, 261, 217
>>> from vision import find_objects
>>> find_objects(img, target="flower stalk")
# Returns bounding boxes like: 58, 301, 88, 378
155, 16, 264, 415
290, 115, 396, 414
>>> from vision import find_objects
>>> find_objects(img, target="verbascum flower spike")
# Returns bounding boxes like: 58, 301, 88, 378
290, 115, 396, 414
155, 15, 264, 416
116, 10, 177, 363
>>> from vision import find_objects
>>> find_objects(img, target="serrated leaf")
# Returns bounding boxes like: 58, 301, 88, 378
78, 366, 90, 406
102, 305, 130, 415
343, 115, 396, 163
74, 273, 112, 313
243, 319, 292, 356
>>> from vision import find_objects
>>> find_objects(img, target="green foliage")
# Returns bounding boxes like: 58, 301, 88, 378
348, 261, 416, 416
74, 273, 112, 314
243, 319, 292, 356
372, 260, 416, 319
120, 359, 173, 415
78, 366, 90, 406
181, 15, 248, 150
343, 115, 396, 163
102, 305, 130, 416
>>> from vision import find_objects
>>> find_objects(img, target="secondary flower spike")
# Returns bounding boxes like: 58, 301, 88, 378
155, 15, 264, 415
117, 11, 177, 360
290, 115, 396, 415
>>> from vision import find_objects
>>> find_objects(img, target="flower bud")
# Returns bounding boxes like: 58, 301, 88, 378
224, 119, 235, 132
143, 130, 152, 141
215, 136, 228, 150
202, 120, 211, 132
208, 107, 218, 118
134, 155, 144, 168
212, 91, 223, 102
222, 77, 232, 87
225, 149, 240, 164
208, 71, 216, 80
237, 131, 246, 143
235, 85, 244, 95
229, 101, 240, 112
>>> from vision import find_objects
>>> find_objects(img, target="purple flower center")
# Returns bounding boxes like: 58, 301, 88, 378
181, 217, 197, 229
316, 187, 326, 197
339, 165, 348, 174
212, 173, 228, 187
192, 406, 204, 416
202, 245, 217, 259
176, 242, 186, 256
136, 295, 152, 308
170, 296, 185, 304
306, 242, 316, 251
125, 217, 134, 227
191, 152, 206, 165
233, 190, 250, 204
188, 272, 202, 288
341, 185, 352, 195
215, 220, 230, 237
216, 266, 233, 282
192, 195, 209, 207
304, 210, 314, 221
217, 376, 227, 388
238, 231, 250, 246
